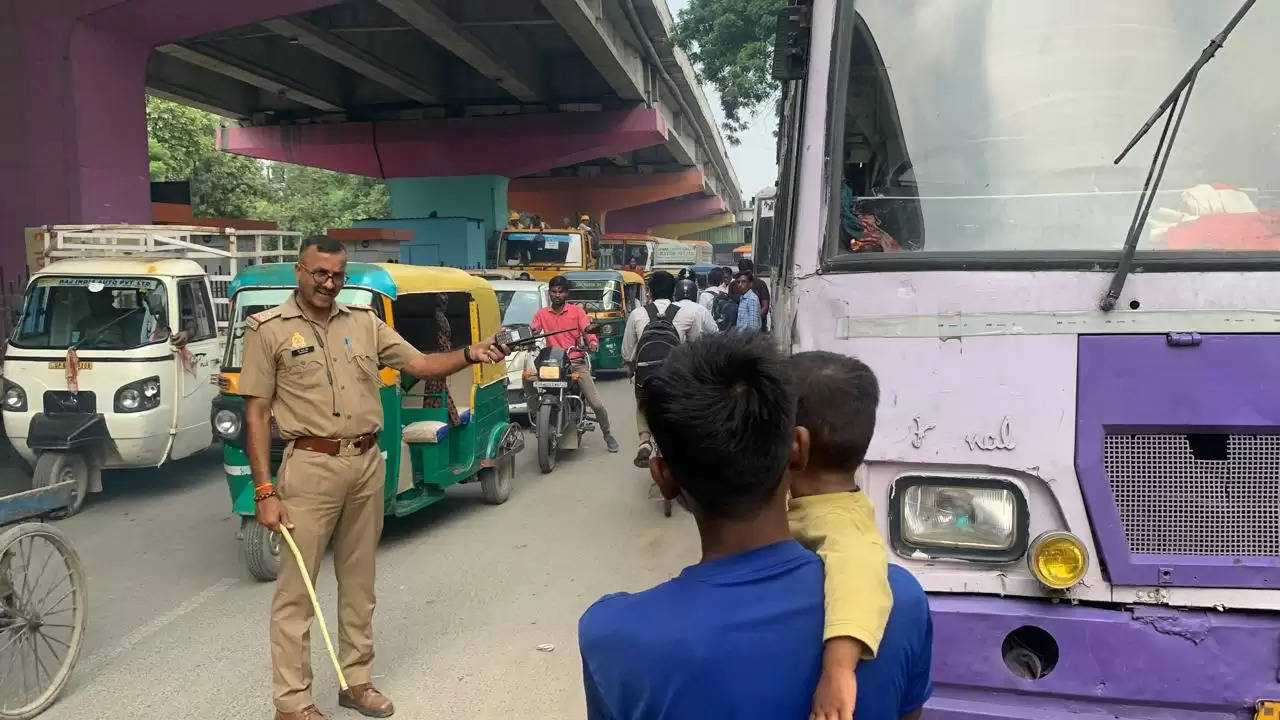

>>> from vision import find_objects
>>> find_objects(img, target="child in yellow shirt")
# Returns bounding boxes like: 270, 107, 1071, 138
788, 351, 893, 720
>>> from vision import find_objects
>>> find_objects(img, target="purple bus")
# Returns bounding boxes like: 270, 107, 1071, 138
766, 1, 1280, 717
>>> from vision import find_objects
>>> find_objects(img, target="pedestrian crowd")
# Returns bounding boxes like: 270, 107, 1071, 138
242, 237, 929, 720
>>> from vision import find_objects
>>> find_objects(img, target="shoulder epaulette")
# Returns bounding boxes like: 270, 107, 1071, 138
347, 303, 375, 312
245, 308, 282, 331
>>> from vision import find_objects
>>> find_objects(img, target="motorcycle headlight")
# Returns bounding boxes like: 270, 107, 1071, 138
115, 375, 162, 413
213, 408, 242, 440
890, 476, 1028, 562
538, 365, 562, 380
2, 380, 27, 412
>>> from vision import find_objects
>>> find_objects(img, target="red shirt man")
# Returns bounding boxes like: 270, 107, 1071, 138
528, 275, 617, 452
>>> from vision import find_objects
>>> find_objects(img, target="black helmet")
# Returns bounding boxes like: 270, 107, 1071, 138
674, 278, 699, 302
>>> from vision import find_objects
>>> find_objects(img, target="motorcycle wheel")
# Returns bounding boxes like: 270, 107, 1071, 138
537, 403, 558, 474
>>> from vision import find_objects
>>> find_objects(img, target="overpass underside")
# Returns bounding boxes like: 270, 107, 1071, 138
0, 0, 741, 274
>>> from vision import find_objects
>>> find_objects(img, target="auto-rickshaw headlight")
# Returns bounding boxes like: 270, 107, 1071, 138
2, 380, 27, 412
115, 376, 161, 413
213, 409, 242, 440
598, 323, 616, 336
118, 388, 141, 411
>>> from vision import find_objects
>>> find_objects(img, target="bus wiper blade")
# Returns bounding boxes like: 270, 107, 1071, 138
1099, 0, 1257, 312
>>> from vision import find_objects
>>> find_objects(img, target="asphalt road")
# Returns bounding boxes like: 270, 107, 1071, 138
7, 378, 698, 719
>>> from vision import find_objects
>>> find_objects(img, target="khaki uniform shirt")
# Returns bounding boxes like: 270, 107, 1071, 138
239, 294, 419, 439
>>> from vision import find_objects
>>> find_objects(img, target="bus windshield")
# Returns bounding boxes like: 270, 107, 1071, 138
830, 1, 1280, 259
222, 288, 374, 370
500, 231, 583, 266
598, 241, 650, 271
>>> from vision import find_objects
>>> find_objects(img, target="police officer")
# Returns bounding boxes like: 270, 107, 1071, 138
241, 236, 507, 720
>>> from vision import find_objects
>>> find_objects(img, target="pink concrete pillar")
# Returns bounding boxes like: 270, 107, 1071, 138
0, 9, 152, 280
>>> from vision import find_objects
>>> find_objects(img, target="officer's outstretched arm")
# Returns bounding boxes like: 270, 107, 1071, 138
400, 334, 510, 380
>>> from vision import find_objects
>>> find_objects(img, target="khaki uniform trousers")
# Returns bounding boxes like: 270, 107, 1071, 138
271, 443, 384, 712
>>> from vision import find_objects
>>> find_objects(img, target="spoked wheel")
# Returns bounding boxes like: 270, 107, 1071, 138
0, 522, 88, 719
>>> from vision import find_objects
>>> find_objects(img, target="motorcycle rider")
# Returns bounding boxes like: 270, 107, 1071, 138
527, 275, 620, 453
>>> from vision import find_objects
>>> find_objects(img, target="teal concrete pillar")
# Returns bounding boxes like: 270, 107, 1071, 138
385, 175, 508, 268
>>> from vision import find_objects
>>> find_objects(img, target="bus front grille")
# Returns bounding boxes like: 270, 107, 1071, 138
1103, 433, 1280, 557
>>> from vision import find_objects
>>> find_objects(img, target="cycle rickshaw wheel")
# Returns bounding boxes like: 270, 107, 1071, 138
0, 523, 88, 719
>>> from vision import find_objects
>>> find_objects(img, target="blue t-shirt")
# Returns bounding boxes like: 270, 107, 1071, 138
578, 540, 932, 719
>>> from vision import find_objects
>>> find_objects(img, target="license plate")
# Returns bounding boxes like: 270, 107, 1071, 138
533, 381, 567, 389
1257, 701, 1280, 719
47, 361, 92, 370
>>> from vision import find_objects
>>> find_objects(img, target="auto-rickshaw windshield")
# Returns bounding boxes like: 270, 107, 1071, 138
500, 231, 582, 265
222, 287, 375, 369
12, 276, 170, 350
568, 280, 622, 312
496, 290, 542, 325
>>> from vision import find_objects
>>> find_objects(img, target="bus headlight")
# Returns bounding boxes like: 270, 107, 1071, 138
1029, 531, 1089, 589
213, 409, 242, 440
2, 380, 27, 412
891, 476, 1028, 562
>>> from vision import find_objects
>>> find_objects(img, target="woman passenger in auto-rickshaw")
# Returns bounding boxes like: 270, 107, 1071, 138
213, 262, 522, 581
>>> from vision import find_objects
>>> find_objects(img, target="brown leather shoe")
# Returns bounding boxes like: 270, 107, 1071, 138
274, 705, 328, 720
338, 684, 395, 718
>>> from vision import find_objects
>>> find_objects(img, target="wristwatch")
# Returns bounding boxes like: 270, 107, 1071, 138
462, 345, 475, 364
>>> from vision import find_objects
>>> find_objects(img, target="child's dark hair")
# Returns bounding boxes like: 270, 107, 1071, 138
790, 351, 879, 472
641, 333, 796, 518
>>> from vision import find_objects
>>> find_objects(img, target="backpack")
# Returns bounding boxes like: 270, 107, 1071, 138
710, 292, 737, 331
633, 302, 682, 390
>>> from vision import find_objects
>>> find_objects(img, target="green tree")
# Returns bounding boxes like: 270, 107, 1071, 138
146, 96, 221, 181
260, 162, 390, 237
673, 0, 785, 144
145, 95, 388, 231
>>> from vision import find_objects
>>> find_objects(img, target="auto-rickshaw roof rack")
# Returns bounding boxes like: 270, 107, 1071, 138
35, 224, 302, 264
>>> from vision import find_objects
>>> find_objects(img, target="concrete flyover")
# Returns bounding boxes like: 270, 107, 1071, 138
0, 0, 740, 276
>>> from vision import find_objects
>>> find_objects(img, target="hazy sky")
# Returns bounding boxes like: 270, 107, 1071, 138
667, 0, 778, 202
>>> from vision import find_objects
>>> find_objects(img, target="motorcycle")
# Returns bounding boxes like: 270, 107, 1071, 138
528, 326, 600, 473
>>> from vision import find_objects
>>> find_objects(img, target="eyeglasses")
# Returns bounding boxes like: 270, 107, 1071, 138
298, 263, 346, 286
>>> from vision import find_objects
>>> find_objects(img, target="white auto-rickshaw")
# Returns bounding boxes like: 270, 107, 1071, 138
1, 225, 298, 516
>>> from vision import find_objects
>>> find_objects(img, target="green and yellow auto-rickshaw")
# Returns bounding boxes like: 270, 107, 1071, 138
212, 262, 523, 580
563, 270, 645, 375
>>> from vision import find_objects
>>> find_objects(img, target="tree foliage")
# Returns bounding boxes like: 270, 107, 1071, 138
145, 95, 388, 233
673, 0, 786, 144
260, 163, 390, 237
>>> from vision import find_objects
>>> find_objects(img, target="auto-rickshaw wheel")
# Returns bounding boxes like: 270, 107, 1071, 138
0, 522, 88, 719
31, 453, 89, 520
480, 454, 514, 505
241, 518, 280, 582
